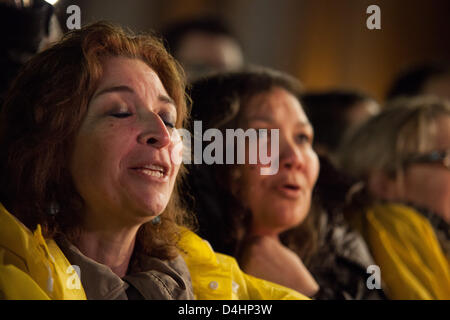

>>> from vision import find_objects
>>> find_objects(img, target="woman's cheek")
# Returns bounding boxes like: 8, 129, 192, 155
169, 131, 184, 166
307, 148, 320, 186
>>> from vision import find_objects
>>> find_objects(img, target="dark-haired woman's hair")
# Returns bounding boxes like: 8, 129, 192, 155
301, 90, 373, 153
186, 68, 319, 262
386, 62, 450, 100
0, 21, 193, 262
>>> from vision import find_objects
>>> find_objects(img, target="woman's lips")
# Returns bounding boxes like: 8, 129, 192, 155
275, 184, 303, 199
129, 165, 169, 182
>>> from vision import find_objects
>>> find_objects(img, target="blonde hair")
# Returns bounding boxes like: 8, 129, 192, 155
338, 96, 450, 192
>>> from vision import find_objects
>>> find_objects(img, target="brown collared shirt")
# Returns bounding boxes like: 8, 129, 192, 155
56, 236, 195, 300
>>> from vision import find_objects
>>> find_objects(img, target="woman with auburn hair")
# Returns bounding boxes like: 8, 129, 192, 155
338, 97, 450, 299
0, 21, 194, 300
0, 22, 307, 300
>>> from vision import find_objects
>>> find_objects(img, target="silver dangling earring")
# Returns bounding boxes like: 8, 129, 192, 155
48, 202, 60, 216
151, 215, 161, 226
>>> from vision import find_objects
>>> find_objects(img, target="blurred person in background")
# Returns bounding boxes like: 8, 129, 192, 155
161, 16, 244, 82
185, 68, 382, 299
338, 96, 450, 299
0, 0, 62, 106
301, 90, 379, 164
386, 62, 450, 102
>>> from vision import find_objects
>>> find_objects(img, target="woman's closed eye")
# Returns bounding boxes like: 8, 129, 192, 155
159, 113, 176, 129
161, 119, 175, 129
109, 105, 133, 118
111, 111, 132, 118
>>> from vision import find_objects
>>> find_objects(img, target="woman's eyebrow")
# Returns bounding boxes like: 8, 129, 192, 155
159, 94, 176, 107
248, 116, 312, 127
92, 86, 177, 111
158, 95, 177, 115
93, 85, 134, 99
158, 94, 175, 105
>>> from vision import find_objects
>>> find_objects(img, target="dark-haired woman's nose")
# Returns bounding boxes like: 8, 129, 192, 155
280, 141, 305, 170
138, 113, 171, 148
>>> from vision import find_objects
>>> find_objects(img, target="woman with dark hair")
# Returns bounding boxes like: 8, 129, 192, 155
186, 68, 381, 299
0, 22, 307, 300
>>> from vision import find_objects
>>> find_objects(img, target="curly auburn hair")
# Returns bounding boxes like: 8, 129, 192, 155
0, 21, 194, 262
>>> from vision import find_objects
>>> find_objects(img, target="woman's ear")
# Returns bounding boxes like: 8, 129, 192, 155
367, 170, 401, 201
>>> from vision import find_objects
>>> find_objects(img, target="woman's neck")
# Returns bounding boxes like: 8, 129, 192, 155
240, 233, 319, 297
249, 225, 283, 241
74, 226, 139, 278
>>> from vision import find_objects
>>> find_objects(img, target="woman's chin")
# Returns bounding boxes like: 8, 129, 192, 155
127, 189, 169, 215
126, 201, 167, 224
273, 205, 308, 226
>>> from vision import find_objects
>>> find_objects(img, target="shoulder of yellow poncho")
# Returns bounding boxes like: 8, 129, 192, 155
178, 227, 310, 300
355, 202, 450, 300
0, 203, 86, 300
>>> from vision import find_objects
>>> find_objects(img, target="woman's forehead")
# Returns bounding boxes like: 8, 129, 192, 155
243, 88, 308, 123
97, 56, 169, 98
401, 114, 450, 154
430, 115, 450, 149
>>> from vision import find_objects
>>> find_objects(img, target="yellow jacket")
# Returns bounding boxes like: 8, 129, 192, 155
179, 228, 309, 300
353, 203, 450, 299
0, 203, 86, 300
0, 203, 307, 300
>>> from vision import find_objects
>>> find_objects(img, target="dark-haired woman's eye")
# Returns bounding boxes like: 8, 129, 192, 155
296, 133, 311, 144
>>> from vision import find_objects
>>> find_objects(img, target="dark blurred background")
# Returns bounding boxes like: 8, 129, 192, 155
53, 0, 450, 102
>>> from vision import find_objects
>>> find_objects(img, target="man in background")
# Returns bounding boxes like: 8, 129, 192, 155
162, 16, 244, 82
0, 0, 62, 106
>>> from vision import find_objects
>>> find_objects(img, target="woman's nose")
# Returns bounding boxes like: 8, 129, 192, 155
138, 113, 171, 148
280, 140, 305, 170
